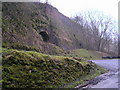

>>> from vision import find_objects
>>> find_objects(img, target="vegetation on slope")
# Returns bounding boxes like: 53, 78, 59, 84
2, 2, 64, 55
65, 49, 103, 60
2, 48, 106, 88
2, 2, 85, 53
2, 42, 65, 55
2, 2, 108, 89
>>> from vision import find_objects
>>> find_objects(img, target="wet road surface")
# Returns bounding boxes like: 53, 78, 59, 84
89, 59, 119, 88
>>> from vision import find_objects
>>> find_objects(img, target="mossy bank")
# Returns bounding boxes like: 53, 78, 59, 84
2, 48, 106, 88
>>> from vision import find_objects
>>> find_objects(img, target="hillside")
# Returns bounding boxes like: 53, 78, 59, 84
2, 2, 107, 88
65, 49, 110, 60
2, 2, 85, 55
2, 48, 106, 88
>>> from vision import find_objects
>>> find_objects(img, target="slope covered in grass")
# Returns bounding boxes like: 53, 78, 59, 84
2, 48, 106, 88
65, 49, 104, 60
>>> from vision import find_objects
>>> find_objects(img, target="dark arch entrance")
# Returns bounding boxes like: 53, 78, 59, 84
39, 31, 49, 42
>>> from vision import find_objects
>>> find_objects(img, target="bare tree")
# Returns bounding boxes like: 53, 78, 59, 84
71, 11, 116, 52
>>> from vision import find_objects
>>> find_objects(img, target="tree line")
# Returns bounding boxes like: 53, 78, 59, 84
71, 11, 118, 56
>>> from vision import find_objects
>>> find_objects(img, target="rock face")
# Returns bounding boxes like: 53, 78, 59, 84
2, 2, 84, 54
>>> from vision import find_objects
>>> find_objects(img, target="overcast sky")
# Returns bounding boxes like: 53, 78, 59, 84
2, 0, 119, 21
37, 0, 119, 21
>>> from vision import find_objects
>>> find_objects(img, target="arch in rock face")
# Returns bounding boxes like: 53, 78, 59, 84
39, 31, 49, 42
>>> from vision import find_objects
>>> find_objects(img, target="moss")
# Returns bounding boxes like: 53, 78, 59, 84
2, 48, 105, 88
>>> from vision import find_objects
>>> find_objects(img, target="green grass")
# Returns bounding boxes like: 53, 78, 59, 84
65, 49, 102, 60
2, 48, 106, 88
2, 42, 65, 55
2, 42, 40, 52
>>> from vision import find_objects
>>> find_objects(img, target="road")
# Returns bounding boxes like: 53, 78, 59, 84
89, 59, 119, 88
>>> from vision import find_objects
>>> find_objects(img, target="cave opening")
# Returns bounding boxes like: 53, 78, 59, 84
39, 31, 49, 42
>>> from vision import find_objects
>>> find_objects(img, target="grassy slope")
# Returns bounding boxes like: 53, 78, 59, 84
65, 49, 103, 60
2, 48, 106, 88
2, 2, 108, 88
2, 2, 65, 55
2, 42, 65, 56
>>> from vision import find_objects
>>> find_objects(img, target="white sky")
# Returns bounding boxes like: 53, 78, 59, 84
3, 0, 119, 21
38, 0, 119, 21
